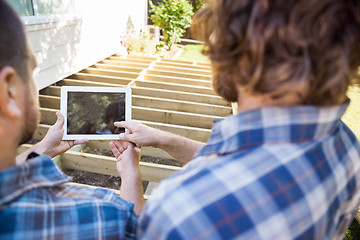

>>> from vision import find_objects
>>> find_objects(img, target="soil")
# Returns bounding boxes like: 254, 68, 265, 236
62, 145, 181, 191
63, 168, 123, 189
81, 145, 182, 167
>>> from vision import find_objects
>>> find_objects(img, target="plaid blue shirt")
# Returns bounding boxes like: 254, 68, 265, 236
138, 103, 360, 240
0, 155, 137, 240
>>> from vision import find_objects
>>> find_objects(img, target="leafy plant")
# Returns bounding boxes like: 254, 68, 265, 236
121, 31, 154, 54
344, 219, 360, 240
189, 0, 206, 12
149, 0, 194, 49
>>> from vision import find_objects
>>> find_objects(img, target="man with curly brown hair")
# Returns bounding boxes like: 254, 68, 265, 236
113, 0, 360, 239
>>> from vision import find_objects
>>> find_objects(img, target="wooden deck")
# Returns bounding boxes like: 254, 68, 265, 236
17, 54, 231, 197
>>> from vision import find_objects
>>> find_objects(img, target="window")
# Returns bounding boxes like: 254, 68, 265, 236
6, 0, 75, 16
7, 0, 34, 16
36, 0, 75, 15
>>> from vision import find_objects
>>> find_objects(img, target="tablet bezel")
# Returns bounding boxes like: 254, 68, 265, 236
60, 86, 132, 140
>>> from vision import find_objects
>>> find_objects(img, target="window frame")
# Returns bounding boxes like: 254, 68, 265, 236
32, 0, 39, 16
19, 0, 78, 25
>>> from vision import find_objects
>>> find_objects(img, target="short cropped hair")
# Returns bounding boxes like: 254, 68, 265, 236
0, 0, 29, 80
192, 0, 360, 105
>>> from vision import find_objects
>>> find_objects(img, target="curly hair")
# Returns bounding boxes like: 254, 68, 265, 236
192, 0, 360, 105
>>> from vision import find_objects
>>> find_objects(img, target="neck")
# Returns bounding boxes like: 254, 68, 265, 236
236, 87, 301, 113
0, 128, 18, 172
0, 149, 17, 172
236, 91, 272, 113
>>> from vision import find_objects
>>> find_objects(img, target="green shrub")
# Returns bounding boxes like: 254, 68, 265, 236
190, 0, 206, 12
344, 219, 360, 240
149, 0, 194, 49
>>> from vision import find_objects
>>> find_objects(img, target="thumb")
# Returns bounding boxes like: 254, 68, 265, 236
53, 112, 65, 128
123, 142, 141, 161
126, 141, 135, 151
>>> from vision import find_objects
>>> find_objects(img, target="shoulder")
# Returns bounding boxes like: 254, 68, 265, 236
0, 184, 138, 239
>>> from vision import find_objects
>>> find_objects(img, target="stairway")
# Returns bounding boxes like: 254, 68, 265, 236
18, 54, 232, 197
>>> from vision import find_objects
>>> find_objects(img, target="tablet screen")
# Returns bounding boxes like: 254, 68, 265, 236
61, 86, 132, 140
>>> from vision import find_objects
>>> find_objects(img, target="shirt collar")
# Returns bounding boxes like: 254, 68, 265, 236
195, 102, 349, 158
0, 155, 71, 206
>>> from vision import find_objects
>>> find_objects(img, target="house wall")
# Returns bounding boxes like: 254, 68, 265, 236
22, 0, 148, 90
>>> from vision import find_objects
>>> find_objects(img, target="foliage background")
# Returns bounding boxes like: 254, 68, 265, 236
149, 0, 194, 49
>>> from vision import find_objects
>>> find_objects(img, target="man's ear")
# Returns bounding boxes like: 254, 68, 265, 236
0, 66, 23, 118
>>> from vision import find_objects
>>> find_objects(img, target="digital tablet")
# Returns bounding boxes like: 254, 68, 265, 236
60, 86, 132, 140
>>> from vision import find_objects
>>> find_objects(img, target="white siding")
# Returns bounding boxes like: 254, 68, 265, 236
22, 0, 148, 90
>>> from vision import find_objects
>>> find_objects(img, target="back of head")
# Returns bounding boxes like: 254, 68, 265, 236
0, 0, 28, 81
192, 0, 360, 105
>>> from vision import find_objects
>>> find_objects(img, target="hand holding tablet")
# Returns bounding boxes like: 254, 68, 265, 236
60, 86, 132, 140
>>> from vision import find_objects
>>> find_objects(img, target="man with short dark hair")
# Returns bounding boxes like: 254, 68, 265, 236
0, 1, 141, 239
112, 0, 360, 239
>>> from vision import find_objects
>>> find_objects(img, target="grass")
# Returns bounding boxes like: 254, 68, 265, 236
342, 86, 360, 240
177, 44, 209, 63
343, 86, 360, 139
